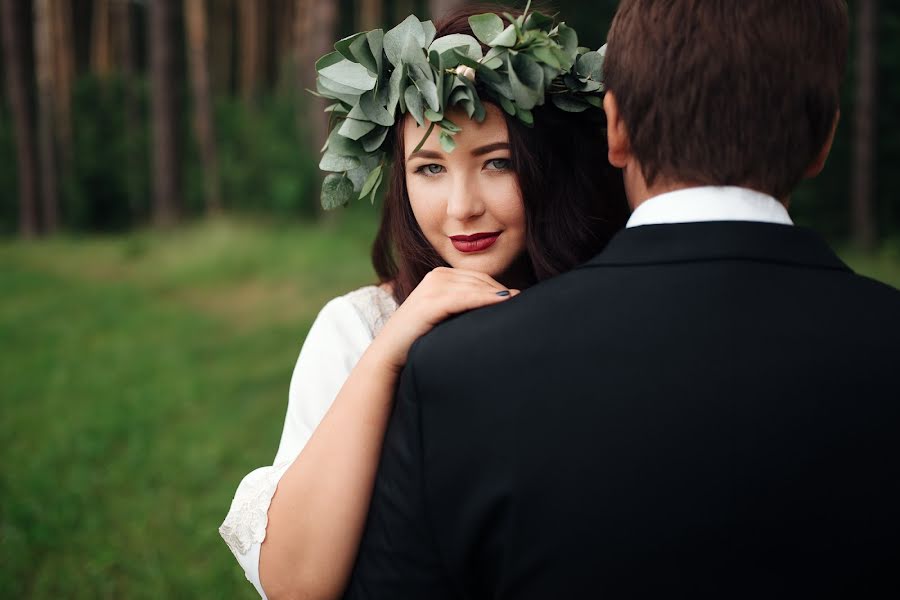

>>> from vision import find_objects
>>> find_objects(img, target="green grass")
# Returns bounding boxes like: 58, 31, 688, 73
1, 217, 898, 598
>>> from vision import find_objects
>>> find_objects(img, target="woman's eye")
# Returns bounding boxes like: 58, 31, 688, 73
485, 158, 511, 171
415, 164, 445, 176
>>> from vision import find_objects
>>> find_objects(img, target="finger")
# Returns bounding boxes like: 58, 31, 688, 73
443, 269, 509, 291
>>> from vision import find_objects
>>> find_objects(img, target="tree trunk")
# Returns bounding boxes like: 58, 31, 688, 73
1, 0, 39, 237
237, 0, 261, 104
359, 0, 383, 31
852, 0, 877, 251
209, 0, 234, 95
91, 0, 112, 76
185, 0, 223, 214
309, 0, 337, 148
149, 0, 181, 226
34, 0, 59, 233
427, 0, 466, 21
50, 0, 73, 158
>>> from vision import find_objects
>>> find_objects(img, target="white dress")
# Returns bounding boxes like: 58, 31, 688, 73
218, 285, 398, 599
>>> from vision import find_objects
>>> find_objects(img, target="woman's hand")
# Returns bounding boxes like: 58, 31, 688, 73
373, 267, 519, 373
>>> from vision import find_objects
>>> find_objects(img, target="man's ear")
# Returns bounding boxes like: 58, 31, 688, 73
804, 111, 840, 179
604, 91, 631, 169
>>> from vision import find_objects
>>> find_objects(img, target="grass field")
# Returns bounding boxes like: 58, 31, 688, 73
1, 216, 898, 598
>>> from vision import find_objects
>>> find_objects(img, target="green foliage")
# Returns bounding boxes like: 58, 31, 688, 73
313, 1, 608, 210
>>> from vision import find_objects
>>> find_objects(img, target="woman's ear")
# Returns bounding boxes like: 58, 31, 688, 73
604, 91, 631, 169
804, 111, 840, 180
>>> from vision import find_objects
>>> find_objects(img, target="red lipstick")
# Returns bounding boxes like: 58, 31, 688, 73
449, 232, 501, 253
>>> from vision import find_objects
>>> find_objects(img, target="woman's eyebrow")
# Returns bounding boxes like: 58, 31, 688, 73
471, 142, 510, 156
407, 149, 443, 160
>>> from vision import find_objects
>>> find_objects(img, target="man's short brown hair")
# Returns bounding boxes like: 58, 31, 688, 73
604, 0, 849, 199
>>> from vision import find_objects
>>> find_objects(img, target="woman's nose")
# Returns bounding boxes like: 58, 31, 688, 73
445, 174, 486, 221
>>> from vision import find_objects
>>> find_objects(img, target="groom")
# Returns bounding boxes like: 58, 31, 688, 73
344, 1, 900, 597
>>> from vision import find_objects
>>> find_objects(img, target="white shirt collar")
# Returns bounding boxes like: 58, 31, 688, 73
626, 186, 793, 229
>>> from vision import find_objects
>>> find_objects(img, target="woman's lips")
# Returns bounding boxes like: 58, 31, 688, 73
449, 232, 501, 253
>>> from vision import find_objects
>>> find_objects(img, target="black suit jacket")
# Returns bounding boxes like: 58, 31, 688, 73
343, 222, 900, 599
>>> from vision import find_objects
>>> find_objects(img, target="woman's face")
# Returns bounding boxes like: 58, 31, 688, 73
403, 104, 527, 282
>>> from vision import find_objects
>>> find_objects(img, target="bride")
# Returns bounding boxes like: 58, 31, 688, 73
220, 5, 627, 599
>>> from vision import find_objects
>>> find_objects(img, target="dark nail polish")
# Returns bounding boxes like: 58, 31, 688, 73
496, 290, 511, 297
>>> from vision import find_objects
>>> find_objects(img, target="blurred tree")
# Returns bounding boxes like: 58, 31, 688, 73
359, 0, 383, 31
1, 0, 38, 237
185, 0, 222, 214
91, 0, 112, 76
209, 0, 234, 94
149, 0, 182, 225
237, 0, 263, 104
34, 0, 59, 232
852, 0, 877, 250
50, 0, 73, 158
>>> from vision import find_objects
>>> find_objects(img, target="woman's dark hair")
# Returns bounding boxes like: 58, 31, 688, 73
372, 5, 629, 303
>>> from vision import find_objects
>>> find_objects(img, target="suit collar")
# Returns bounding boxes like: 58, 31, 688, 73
583, 222, 851, 272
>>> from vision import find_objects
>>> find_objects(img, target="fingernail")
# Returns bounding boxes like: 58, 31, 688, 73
496, 290, 511, 297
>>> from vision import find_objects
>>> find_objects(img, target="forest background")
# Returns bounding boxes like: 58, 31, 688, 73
1, 1, 898, 598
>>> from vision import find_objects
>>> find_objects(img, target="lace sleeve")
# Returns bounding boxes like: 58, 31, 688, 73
218, 294, 377, 598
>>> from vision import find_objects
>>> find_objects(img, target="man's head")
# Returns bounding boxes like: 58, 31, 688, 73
603, 0, 849, 205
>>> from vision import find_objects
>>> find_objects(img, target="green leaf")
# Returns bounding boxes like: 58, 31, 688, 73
424, 108, 443, 123
439, 130, 457, 153
387, 65, 404, 114
404, 86, 425, 125
515, 106, 534, 125
359, 163, 383, 199
498, 95, 516, 116
508, 54, 544, 110
338, 118, 378, 140
469, 13, 505, 46
361, 125, 390, 152
319, 152, 360, 172
326, 129, 366, 156
359, 90, 394, 126
585, 95, 603, 108
368, 168, 384, 204
576, 51, 604, 82
319, 59, 377, 91
533, 45, 561, 70
349, 34, 379, 74
556, 23, 578, 56
366, 29, 384, 73
335, 33, 365, 62
415, 79, 440, 112
492, 24, 518, 48
524, 12, 554, 32
321, 173, 355, 209
315, 51, 344, 71
551, 94, 590, 112
384, 15, 426, 66
429, 34, 483, 62
421, 20, 437, 47
440, 117, 462, 133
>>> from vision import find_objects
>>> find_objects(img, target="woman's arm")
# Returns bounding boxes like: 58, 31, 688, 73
259, 269, 518, 600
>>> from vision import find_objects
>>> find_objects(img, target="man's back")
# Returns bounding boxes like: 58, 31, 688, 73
344, 222, 900, 598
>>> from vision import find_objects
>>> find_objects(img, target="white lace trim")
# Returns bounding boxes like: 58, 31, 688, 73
343, 285, 398, 338
219, 461, 292, 557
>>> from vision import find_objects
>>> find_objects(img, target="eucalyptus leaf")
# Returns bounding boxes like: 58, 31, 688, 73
404, 86, 425, 125
319, 59, 377, 91
429, 34, 483, 61
551, 94, 590, 112
335, 32, 365, 62
439, 130, 457, 152
366, 29, 384, 73
469, 13, 504, 46
492, 24, 518, 48
421, 20, 437, 47
453, 51, 481, 70
349, 34, 379, 74
315, 51, 343, 71
359, 163, 383, 199
321, 173, 355, 209
359, 90, 394, 126
576, 51, 604, 82
424, 108, 443, 122
387, 65, 404, 114
415, 79, 440, 112
338, 118, 378, 140
556, 24, 578, 56
368, 168, 384, 204
319, 152, 360, 172
384, 15, 426, 66
515, 106, 534, 125
316, 77, 363, 106
440, 117, 462, 133
509, 54, 544, 109
498, 95, 516, 116
327, 130, 366, 156
361, 125, 389, 152
585, 95, 603, 108
524, 11, 554, 32
533, 45, 561, 69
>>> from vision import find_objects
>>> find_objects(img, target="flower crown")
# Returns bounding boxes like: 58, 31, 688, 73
313, 1, 606, 209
